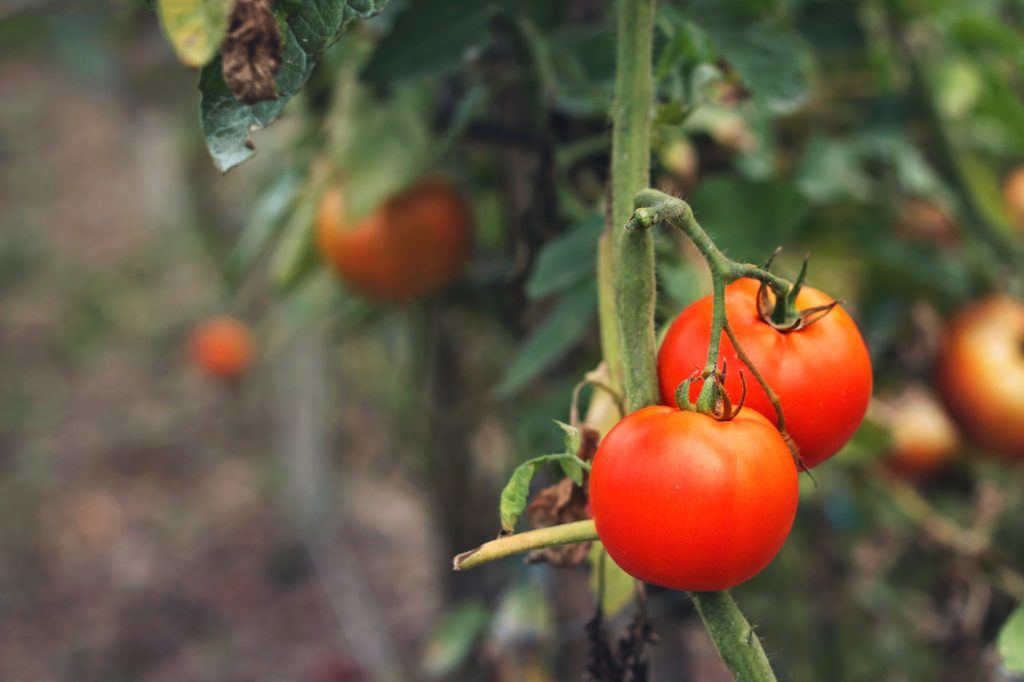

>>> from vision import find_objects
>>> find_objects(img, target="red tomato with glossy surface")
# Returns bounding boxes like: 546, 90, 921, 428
938, 296, 1024, 459
188, 316, 254, 380
658, 278, 873, 468
588, 405, 799, 592
315, 177, 472, 301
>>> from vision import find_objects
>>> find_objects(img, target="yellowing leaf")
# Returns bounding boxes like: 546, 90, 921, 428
158, 0, 234, 67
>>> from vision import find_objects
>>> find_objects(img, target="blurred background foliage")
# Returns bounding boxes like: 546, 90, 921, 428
2, 0, 1024, 680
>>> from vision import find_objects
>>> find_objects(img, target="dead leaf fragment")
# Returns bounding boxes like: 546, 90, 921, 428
220, 0, 282, 104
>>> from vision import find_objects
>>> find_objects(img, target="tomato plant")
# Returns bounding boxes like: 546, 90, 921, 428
938, 296, 1024, 459
315, 177, 472, 301
188, 316, 255, 380
589, 405, 798, 591
658, 278, 873, 468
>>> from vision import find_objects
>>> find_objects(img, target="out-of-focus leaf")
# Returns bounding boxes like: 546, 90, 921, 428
157, 0, 233, 66
422, 601, 489, 678
269, 175, 323, 291
587, 544, 636, 617
526, 213, 603, 300
225, 169, 302, 285
796, 135, 872, 204
687, 1, 811, 114
199, 0, 388, 172
496, 280, 597, 397
689, 175, 808, 260
361, 0, 492, 86
488, 581, 553, 649
998, 602, 1024, 673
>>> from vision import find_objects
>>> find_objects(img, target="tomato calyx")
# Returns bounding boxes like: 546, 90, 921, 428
674, 360, 748, 421
755, 252, 844, 332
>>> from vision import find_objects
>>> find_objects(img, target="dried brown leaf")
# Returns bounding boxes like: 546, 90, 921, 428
220, 0, 282, 104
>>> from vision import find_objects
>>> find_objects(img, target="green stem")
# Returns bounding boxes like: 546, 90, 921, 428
452, 520, 598, 571
612, 0, 659, 413
691, 591, 779, 682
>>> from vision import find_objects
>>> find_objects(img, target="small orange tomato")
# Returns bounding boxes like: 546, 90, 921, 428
876, 387, 959, 477
1002, 166, 1024, 231
938, 296, 1024, 459
188, 316, 254, 380
315, 177, 472, 301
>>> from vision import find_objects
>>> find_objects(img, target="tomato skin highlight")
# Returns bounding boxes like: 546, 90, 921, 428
188, 316, 255, 380
588, 405, 799, 592
657, 278, 873, 468
938, 296, 1024, 460
315, 178, 472, 301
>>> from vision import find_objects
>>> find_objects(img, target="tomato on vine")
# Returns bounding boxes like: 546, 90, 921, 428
938, 296, 1024, 460
588, 405, 799, 591
657, 278, 873, 468
315, 177, 472, 301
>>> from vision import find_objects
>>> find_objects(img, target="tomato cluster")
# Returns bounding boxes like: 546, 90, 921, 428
590, 278, 873, 591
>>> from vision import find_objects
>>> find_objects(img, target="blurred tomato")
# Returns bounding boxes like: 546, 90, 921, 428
894, 197, 958, 245
938, 296, 1024, 459
188, 316, 254, 380
875, 386, 959, 477
315, 177, 472, 301
1002, 166, 1024, 231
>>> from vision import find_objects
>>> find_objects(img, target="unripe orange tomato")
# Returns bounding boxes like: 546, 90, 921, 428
588, 405, 799, 592
315, 177, 472, 301
658, 279, 873, 469
937, 296, 1024, 459
188, 316, 254, 380
1002, 166, 1024, 231
876, 387, 959, 477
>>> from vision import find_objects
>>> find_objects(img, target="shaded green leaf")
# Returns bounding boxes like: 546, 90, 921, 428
588, 543, 636, 616
496, 280, 597, 397
225, 169, 303, 285
157, 0, 233, 66
525, 212, 603, 300
361, 0, 492, 86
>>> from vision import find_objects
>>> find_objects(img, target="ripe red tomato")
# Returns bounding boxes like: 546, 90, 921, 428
937, 296, 1024, 459
188, 316, 254, 380
588, 405, 799, 591
315, 177, 472, 301
657, 278, 873, 468
1002, 166, 1024, 231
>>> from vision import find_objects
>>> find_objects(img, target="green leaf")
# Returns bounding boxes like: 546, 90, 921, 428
421, 601, 489, 678
498, 452, 589, 533
525, 212, 603, 300
495, 280, 597, 397
157, 0, 233, 66
198, 0, 389, 172
361, 0, 492, 86
998, 602, 1024, 673
796, 135, 872, 204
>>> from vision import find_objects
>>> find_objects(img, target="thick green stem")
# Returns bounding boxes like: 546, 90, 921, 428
611, 0, 659, 413
691, 591, 779, 682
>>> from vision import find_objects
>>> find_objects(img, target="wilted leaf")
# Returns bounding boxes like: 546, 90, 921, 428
157, 0, 233, 66
499, 452, 590, 533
